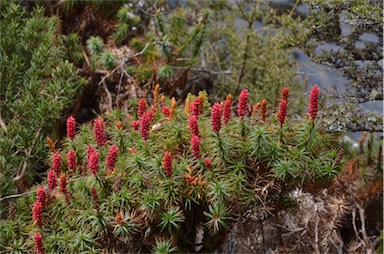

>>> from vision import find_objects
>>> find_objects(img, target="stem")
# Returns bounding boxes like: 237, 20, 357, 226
305, 121, 315, 148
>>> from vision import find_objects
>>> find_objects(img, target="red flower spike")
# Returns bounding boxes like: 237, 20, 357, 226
37, 186, 46, 207
107, 145, 118, 171
140, 112, 151, 141
211, 103, 222, 134
138, 98, 147, 118
191, 135, 201, 159
162, 106, 170, 117
47, 170, 57, 190
163, 151, 172, 178
94, 118, 106, 147
190, 97, 202, 118
86, 145, 96, 161
237, 90, 249, 118
261, 99, 267, 123
52, 152, 61, 175
132, 120, 140, 131
281, 87, 289, 102
278, 99, 287, 127
32, 201, 43, 228
189, 115, 199, 137
66, 116, 76, 140
223, 98, 232, 124
59, 173, 67, 195
308, 85, 320, 121
67, 149, 76, 171
89, 150, 99, 175
34, 233, 44, 254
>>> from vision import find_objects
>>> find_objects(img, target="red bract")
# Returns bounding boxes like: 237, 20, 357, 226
191, 135, 201, 159
261, 99, 267, 123
190, 97, 202, 118
132, 120, 140, 131
66, 116, 76, 140
162, 106, 170, 117
32, 201, 43, 228
189, 115, 199, 137
163, 151, 172, 178
37, 186, 46, 207
107, 145, 118, 171
223, 98, 232, 125
52, 152, 61, 175
140, 112, 151, 141
47, 170, 57, 190
89, 151, 99, 175
278, 99, 287, 127
67, 149, 76, 171
34, 233, 44, 254
211, 103, 222, 134
308, 85, 320, 121
59, 173, 67, 195
138, 98, 147, 118
237, 90, 248, 118
281, 87, 289, 102
94, 118, 106, 147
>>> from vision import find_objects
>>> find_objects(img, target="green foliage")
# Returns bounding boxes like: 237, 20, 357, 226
0, 3, 83, 201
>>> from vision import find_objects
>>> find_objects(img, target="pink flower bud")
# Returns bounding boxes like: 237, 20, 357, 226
308, 85, 320, 121
163, 151, 172, 178
94, 118, 106, 147
189, 115, 199, 137
138, 98, 147, 118
191, 135, 201, 159
52, 152, 61, 175
162, 106, 170, 117
32, 201, 43, 228
205, 159, 211, 169
37, 186, 46, 207
223, 99, 232, 125
278, 99, 287, 127
34, 233, 44, 254
67, 149, 76, 171
107, 145, 118, 171
211, 103, 222, 134
47, 170, 57, 190
140, 112, 151, 141
66, 116, 76, 140
237, 90, 248, 118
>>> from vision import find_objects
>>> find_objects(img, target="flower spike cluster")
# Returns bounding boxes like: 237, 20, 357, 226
94, 118, 106, 147
107, 145, 118, 171
278, 99, 287, 127
140, 112, 151, 141
132, 120, 140, 131
211, 103, 222, 134
34, 233, 44, 254
189, 115, 199, 137
89, 150, 99, 175
66, 116, 76, 140
308, 85, 319, 121
47, 170, 57, 190
223, 94, 232, 124
190, 97, 202, 118
281, 87, 289, 102
32, 201, 43, 228
52, 152, 61, 174
191, 135, 201, 159
67, 149, 76, 171
163, 151, 172, 178
37, 186, 46, 207
138, 98, 147, 118
237, 90, 248, 118
162, 106, 170, 118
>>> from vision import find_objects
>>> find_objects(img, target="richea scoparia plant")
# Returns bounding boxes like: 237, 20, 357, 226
1, 84, 343, 253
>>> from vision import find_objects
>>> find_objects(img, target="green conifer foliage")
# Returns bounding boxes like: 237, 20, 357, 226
0, 3, 84, 201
